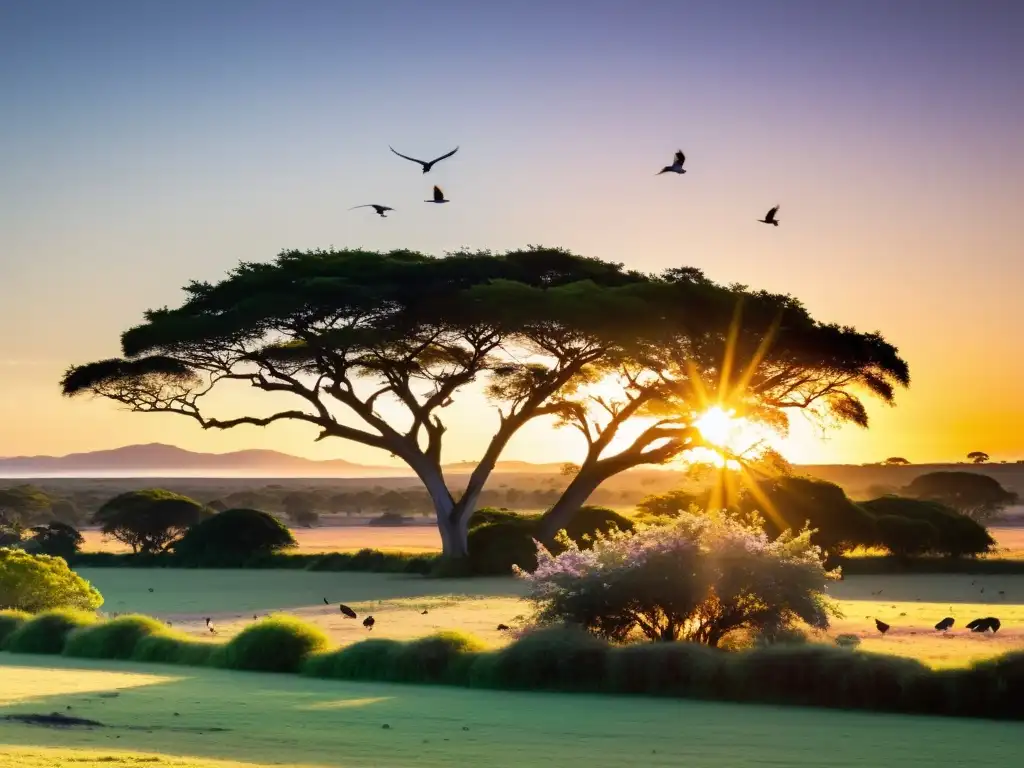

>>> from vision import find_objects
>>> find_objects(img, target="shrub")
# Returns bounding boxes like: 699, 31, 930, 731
0, 609, 30, 648
860, 496, 993, 557
635, 490, 703, 523
0, 547, 104, 612
92, 489, 212, 554
304, 638, 404, 680
132, 633, 219, 666
5, 609, 98, 654
903, 471, 1018, 524
368, 512, 411, 527
605, 641, 726, 697
469, 625, 608, 692
834, 633, 862, 648
221, 615, 329, 673
873, 515, 937, 558
63, 614, 168, 660
516, 511, 838, 646
388, 631, 487, 684
24, 523, 84, 559
467, 507, 534, 530
174, 508, 296, 561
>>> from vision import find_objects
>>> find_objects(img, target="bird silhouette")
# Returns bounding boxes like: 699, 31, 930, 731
496, 624, 510, 631
204, 617, 211, 627
758, 205, 780, 226
935, 617, 955, 631
970, 617, 1001, 633
389, 145, 459, 173
986, 617, 1001, 633
425, 185, 450, 204
966, 618, 984, 631
421, 610, 429, 615
657, 150, 686, 175
350, 204, 394, 218
874, 618, 890, 635
253, 614, 258, 621
148, 588, 154, 593
338, 604, 357, 619
363, 615, 375, 630
323, 598, 329, 605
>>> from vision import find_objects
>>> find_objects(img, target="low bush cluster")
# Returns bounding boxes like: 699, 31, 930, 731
1, 614, 1022, 720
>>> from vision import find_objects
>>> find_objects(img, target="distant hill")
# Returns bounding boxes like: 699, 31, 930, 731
0, 443, 567, 478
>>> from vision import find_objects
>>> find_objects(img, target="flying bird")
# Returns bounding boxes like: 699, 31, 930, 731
425, 185, 450, 204
874, 618, 890, 635
363, 615, 376, 630
350, 204, 394, 218
657, 150, 686, 175
339, 604, 357, 619
323, 598, 329, 605
389, 145, 459, 173
758, 205, 780, 227
935, 617, 955, 631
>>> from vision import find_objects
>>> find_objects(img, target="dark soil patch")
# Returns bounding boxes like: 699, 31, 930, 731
3, 712, 105, 728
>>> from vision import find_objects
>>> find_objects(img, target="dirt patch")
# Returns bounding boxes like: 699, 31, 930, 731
3, 712, 105, 729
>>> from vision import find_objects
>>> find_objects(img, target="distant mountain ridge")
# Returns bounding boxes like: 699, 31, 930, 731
0, 443, 568, 477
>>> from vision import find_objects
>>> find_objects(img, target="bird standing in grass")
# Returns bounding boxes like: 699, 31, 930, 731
874, 618, 890, 635
657, 150, 686, 175
935, 617, 955, 631
363, 615, 375, 630
425, 185, 450, 204
350, 204, 394, 218
389, 145, 459, 173
323, 598, 329, 605
758, 205, 780, 226
339, 603, 357, 619
496, 624, 510, 631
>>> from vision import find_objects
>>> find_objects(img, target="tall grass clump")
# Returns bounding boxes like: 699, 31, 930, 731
469, 626, 608, 692
63, 614, 170, 660
388, 631, 487, 684
5, 609, 98, 655
304, 638, 404, 680
605, 641, 727, 698
132, 633, 220, 667
0, 609, 30, 649
221, 615, 328, 673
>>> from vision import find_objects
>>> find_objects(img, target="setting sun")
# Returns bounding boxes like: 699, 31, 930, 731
694, 407, 740, 448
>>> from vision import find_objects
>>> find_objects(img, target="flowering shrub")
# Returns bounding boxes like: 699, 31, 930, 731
514, 511, 838, 646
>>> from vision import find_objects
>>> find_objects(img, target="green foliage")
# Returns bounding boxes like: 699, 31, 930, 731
0, 547, 103, 612
5, 608, 98, 654
303, 638, 404, 680
24, 522, 84, 559
221, 615, 330, 673
635, 489, 703, 522
131, 633, 219, 666
862, 496, 994, 557
174, 508, 296, 562
388, 631, 488, 683
0, 485, 52, 526
605, 641, 727, 697
63, 614, 169, 660
368, 511, 412, 527
93, 489, 212, 554
469, 626, 608, 692
873, 515, 937, 558
0, 609, 30, 648
903, 471, 1018, 524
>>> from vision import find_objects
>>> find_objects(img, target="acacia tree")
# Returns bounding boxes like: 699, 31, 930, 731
61, 248, 908, 559
967, 451, 990, 464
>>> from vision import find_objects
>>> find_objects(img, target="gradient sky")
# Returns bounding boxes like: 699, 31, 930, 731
1, 0, 1022, 467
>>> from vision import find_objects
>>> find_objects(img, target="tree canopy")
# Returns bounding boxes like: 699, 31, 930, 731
0, 485, 52, 526
902, 471, 1017, 524
174, 508, 296, 560
92, 489, 212, 554
967, 451, 990, 464
61, 247, 909, 558
0, 547, 103, 612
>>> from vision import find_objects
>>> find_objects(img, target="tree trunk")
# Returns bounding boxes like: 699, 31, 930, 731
407, 456, 469, 559
536, 469, 607, 541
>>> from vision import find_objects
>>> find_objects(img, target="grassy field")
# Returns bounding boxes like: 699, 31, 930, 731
1, 655, 1022, 768
74, 567, 1024, 668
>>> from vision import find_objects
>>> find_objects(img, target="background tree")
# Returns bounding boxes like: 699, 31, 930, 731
281, 492, 319, 527
61, 248, 908, 559
881, 457, 910, 466
0, 485, 53, 527
860, 496, 993, 557
93, 489, 211, 554
24, 523, 85, 560
902, 471, 1017, 524
0, 548, 103, 612
967, 451, 990, 464
174, 508, 296, 560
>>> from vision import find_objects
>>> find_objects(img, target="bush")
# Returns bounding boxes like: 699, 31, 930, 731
132, 633, 219, 667
605, 641, 726, 697
903, 471, 1018, 524
516, 511, 837, 645
860, 496, 993, 557
834, 634, 862, 648
0, 547, 104, 612
24, 523, 84, 559
174, 508, 296, 562
304, 638, 404, 680
469, 625, 608, 692
368, 512, 411, 527
873, 515, 937, 558
467, 508, 537, 530
0, 609, 30, 648
63, 614, 168, 660
93, 489, 212, 554
221, 615, 329, 673
388, 631, 487, 684
5, 609, 98, 654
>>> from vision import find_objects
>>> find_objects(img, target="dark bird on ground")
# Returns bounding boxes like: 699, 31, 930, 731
966, 618, 984, 631
350, 204, 394, 218
323, 598, 329, 605
970, 617, 1001, 633
148, 588, 154, 593
389, 145, 459, 173
999, 590, 1006, 596
496, 624, 510, 631
208, 626, 216, 634
935, 617, 955, 631
980, 588, 985, 594
657, 150, 686, 175
986, 617, 1001, 633
421, 610, 428, 615
339, 604, 357, 619
874, 618, 890, 635
758, 205, 781, 226
253, 614, 258, 621
363, 615, 375, 630
425, 185, 450, 204
204, 617, 211, 627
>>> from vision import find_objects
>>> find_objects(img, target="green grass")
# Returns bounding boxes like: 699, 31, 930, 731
1, 655, 1021, 767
